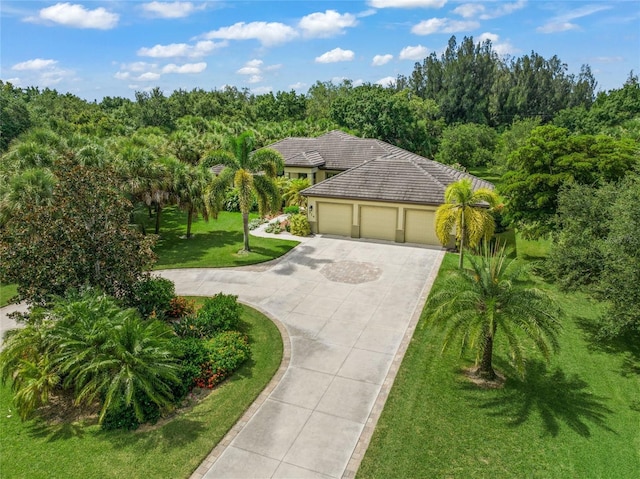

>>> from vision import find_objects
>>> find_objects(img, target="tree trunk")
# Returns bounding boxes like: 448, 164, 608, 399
186, 207, 193, 239
458, 209, 465, 269
477, 334, 496, 380
242, 211, 250, 252
148, 204, 153, 218
155, 204, 162, 234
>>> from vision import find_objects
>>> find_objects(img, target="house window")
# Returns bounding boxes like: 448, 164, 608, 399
325, 172, 337, 179
298, 173, 308, 179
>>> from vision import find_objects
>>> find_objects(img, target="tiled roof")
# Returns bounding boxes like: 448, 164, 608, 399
302, 150, 494, 206
286, 150, 326, 167
265, 130, 391, 171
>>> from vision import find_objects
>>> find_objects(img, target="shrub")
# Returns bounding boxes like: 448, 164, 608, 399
197, 331, 251, 388
197, 294, 241, 334
248, 218, 266, 230
284, 205, 300, 215
265, 222, 283, 234
172, 314, 206, 339
101, 392, 161, 431
225, 187, 257, 213
170, 337, 209, 398
289, 213, 311, 236
167, 296, 195, 319
129, 276, 175, 319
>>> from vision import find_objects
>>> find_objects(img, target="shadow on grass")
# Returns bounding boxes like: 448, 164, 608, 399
28, 420, 88, 442
574, 316, 640, 379
466, 360, 615, 438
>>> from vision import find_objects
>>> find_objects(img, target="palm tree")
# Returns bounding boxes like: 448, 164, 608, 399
207, 132, 284, 252
0, 167, 57, 227
435, 178, 499, 269
52, 291, 179, 424
426, 242, 561, 380
171, 161, 212, 239
282, 177, 310, 207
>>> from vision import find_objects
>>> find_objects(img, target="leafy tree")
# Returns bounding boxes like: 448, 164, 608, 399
435, 123, 497, 168
435, 178, 499, 268
0, 81, 32, 151
426, 243, 561, 380
209, 132, 283, 252
0, 161, 156, 304
0, 167, 57, 227
502, 125, 639, 238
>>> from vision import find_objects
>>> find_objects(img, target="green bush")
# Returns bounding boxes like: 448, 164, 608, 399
101, 392, 161, 431
197, 293, 241, 334
170, 337, 209, 398
289, 213, 311, 236
225, 188, 257, 213
129, 276, 175, 319
167, 296, 195, 319
197, 331, 251, 388
284, 205, 300, 215
265, 222, 283, 234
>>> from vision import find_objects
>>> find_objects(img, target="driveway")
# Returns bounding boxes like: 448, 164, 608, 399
158, 236, 444, 479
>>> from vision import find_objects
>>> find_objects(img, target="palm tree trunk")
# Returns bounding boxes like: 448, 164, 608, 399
458, 209, 465, 269
242, 211, 250, 252
477, 334, 496, 380
186, 206, 193, 239
155, 204, 162, 235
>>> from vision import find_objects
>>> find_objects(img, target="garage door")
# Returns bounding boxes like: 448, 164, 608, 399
360, 206, 397, 242
317, 202, 352, 237
405, 209, 439, 245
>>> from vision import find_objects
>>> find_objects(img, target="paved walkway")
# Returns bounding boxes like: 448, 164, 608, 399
158, 236, 444, 479
0, 233, 444, 479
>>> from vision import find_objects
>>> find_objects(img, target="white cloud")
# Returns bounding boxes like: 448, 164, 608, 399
237, 59, 263, 75
142, 1, 200, 19
162, 62, 207, 74
368, 0, 447, 8
453, 3, 485, 19
136, 72, 161, 81
203, 21, 298, 46
315, 47, 355, 63
31, 2, 119, 30
353, 79, 364, 87
5, 77, 21, 86
137, 40, 224, 58
289, 82, 307, 90
299, 10, 358, 38
121, 62, 157, 72
114, 71, 130, 80
412, 18, 479, 35
399, 45, 429, 60
481, 0, 526, 20
375, 76, 396, 87
129, 85, 153, 92
252, 86, 273, 95
248, 75, 263, 84
477, 32, 517, 56
12, 58, 58, 70
372, 54, 393, 66
537, 4, 612, 34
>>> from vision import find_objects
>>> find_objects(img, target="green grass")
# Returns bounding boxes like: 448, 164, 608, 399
358, 246, 640, 479
0, 283, 18, 308
142, 207, 298, 269
0, 303, 283, 479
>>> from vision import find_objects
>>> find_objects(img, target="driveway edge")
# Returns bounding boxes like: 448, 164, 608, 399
341, 250, 446, 479
189, 302, 292, 479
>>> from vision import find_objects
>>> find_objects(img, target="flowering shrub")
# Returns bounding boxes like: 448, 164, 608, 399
167, 296, 195, 319
195, 331, 251, 389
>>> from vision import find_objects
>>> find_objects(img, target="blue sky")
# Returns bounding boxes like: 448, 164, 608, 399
1, 1, 638, 101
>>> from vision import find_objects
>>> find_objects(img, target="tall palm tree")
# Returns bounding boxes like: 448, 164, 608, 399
0, 167, 57, 227
207, 132, 284, 252
426, 242, 561, 380
435, 178, 499, 269
171, 161, 212, 239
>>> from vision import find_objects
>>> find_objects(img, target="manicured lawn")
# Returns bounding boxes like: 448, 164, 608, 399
142, 207, 298, 269
357, 243, 640, 478
0, 283, 18, 308
0, 303, 283, 479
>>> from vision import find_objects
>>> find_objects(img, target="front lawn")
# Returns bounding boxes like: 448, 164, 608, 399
357, 242, 640, 478
0, 283, 18, 308
0, 303, 283, 479
143, 207, 298, 269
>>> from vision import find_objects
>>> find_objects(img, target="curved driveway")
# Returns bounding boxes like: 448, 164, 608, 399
159, 236, 444, 479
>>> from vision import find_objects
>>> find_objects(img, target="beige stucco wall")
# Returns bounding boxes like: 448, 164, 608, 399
307, 196, 451, 247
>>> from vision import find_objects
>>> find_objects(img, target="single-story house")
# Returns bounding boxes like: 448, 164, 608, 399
265, 130, 494, 247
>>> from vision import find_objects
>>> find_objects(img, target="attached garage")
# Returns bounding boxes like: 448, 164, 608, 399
360, 206, 397, 242
317, 202, 352, 237
404, 209, 438, 245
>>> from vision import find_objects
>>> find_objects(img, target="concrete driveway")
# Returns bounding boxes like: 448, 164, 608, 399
159, 236, 444, 479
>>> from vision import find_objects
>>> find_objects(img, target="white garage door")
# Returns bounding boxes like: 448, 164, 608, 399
405, 209, 439, 245
317, 202, 352, 237
360, 206, 397, 242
